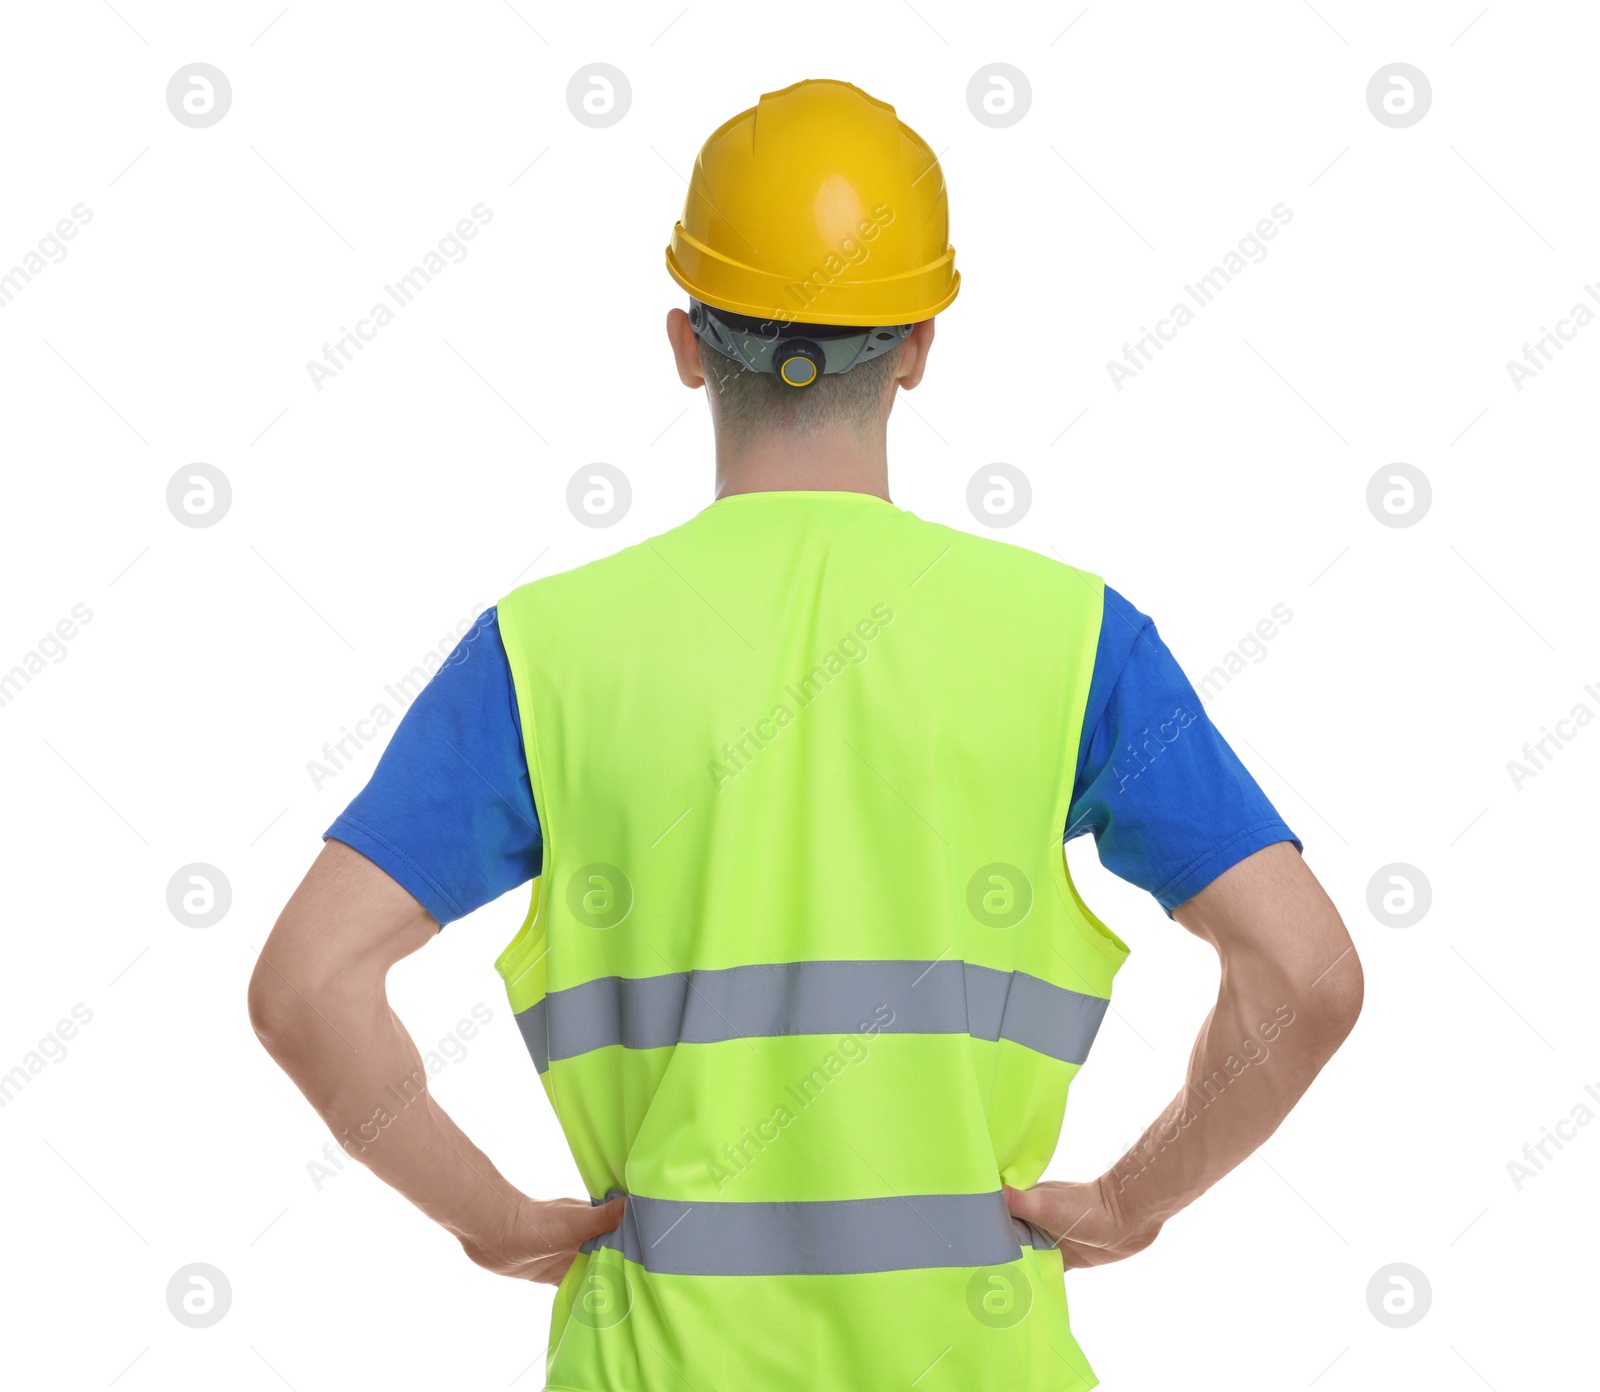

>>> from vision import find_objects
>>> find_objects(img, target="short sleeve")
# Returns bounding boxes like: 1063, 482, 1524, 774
1069, 586, 1301, 913
324, 607, 541, 927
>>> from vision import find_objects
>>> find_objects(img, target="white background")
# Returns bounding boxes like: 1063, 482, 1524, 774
1, 2, 1595, 1388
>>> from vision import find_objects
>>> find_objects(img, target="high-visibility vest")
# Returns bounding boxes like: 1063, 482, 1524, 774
495, 491, 1129, 1392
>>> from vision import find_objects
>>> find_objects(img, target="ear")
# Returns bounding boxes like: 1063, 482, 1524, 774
893, 319, 936, 391
666, 308, 706, 389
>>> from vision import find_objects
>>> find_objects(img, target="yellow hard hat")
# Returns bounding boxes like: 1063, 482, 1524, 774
666, 79, 959, 328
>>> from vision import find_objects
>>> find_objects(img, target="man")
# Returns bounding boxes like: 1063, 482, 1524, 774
251, 79, 1362, 1390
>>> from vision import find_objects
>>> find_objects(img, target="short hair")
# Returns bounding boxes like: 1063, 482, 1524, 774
702, 339, 905, 439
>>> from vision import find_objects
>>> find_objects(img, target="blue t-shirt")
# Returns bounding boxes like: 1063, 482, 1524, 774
325, 588, 1298, 926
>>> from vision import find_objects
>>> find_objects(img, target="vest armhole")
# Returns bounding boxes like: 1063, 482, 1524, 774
1056, 843, 1131, 968
494, 876, 547, 1011
1046, 565, 1127, 973
494, 585, 556, 1011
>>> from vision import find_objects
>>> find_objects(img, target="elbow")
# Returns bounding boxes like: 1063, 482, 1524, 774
248, 956, 307, 1059
1308, 924, 1364, 1048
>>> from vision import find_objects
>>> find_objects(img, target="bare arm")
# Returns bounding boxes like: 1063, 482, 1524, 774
1006, 841, 1363, 1265
247, 840, 622, 1282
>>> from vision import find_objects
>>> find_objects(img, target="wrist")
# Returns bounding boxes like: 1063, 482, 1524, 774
457, 1189, 531, 1265
1099, 1164, 1163, 1234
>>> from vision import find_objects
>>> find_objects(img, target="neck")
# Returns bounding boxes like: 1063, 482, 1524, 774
714, 426, 891, 502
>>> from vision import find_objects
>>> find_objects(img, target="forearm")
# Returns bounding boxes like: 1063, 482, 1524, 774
1006, 846, 1361, 1266
1109, 843, 1363, 1226
256, 975, 525, 1249
246, 846, 537, 1259
1105, 967, 1352, 1226
251, 842, 621, 1283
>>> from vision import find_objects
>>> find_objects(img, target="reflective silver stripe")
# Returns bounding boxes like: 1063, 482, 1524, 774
516, 959, 1109, 1073
514, 1000, 550, 1073
580, 1190, 1035, 1276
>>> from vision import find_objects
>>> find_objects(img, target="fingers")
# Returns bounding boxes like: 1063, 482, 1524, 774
1005, 1182, 1100, 1249
1005, 1184, 1075, 1252
526, 1198, 625, 1285
1005, 1180, 1159, 1270
558, 1193, 628, 1246
1002, 1183, 1050, 1225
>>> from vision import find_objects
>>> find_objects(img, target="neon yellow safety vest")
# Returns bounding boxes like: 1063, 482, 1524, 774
494, 491, 1129, 1392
